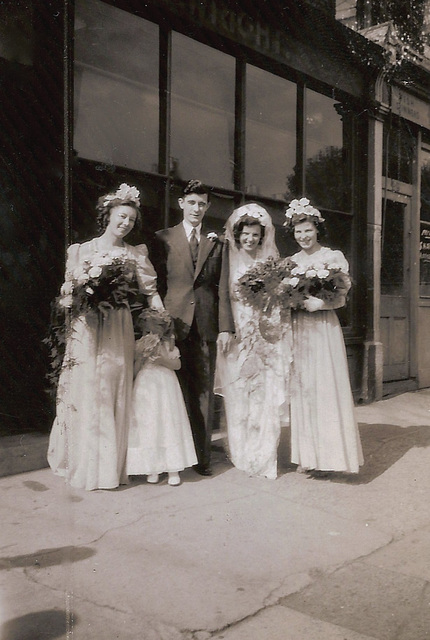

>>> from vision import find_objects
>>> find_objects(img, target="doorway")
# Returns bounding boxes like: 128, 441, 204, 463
380, 192, 411, 382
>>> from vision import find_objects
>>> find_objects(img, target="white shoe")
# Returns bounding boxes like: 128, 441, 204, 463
168, 473, 181, 486
147, 474, 159, 484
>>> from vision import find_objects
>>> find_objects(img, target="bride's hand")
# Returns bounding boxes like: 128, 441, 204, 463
217, 331, 234, 353
148, 293, 164, 311
303, 296, 324, 312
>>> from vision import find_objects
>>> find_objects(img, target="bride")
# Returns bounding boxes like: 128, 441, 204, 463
215, 203, 291, 479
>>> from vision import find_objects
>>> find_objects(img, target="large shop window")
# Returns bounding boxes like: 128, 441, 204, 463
245, 65, 296, 200
73, 0, 159, 172
420, 148, 430, 297
170, 33, 235, 189
304, 89, 347, 211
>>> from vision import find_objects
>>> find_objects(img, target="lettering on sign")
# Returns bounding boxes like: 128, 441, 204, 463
391, 87, 430, 129
180, 0, 290, 59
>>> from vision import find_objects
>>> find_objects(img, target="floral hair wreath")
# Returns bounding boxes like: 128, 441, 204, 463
283, 197, 324, 229
232, 203, 268, 227
103, 183, 140, 208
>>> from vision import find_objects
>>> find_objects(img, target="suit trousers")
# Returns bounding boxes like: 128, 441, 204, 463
176, 319, 216, 469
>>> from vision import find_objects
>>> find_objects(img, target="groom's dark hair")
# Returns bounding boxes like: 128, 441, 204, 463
182, 179, 210, 200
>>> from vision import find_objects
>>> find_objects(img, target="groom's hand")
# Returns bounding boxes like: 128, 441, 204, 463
217, 331, 234, 353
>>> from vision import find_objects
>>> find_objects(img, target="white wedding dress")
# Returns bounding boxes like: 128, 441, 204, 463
215, 207, 292, 479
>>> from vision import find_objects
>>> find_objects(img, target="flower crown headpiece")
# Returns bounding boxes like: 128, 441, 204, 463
103, 183, 140, 208
137, 308, 173, 339
284, 197, 324, 228
232, 203, 267, 227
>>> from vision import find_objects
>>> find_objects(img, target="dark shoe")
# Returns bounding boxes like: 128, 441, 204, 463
310, 470, 332, 478
193, 464, 213, 476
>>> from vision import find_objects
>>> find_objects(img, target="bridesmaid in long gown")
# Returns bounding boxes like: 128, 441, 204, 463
285, 198, 363, 475
48, 184, 164, 490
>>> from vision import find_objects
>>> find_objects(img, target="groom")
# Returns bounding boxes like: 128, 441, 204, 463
151, 180, 234, 475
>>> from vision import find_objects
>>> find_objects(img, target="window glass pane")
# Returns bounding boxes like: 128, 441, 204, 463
381, 200, 405, 295
304, 89, 347, 211
420, 149, 430, 296
74, 0, 158, 172
168, 185, 237, 231
246, 65, 296, 200
383, 118, 414, 183
171, 33, 235, 189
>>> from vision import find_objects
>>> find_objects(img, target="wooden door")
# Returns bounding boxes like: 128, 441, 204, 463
380, 196, 411, 381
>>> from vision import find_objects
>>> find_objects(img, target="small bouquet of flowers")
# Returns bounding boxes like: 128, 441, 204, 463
285, 258, 351, 309
58, 251, 139, 318
134, 308, 175, 372
237, 256, 295, 313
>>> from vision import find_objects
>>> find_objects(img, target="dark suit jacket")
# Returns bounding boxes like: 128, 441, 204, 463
151, 224, 234, 342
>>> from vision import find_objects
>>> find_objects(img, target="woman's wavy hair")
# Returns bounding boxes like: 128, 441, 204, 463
285, 214, 327, 240
232, 215, 266, 247
95, 195, 142, 233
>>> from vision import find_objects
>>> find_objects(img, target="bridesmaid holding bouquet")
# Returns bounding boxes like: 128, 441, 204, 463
48, 184, 164, 490
285, 198, 363, 476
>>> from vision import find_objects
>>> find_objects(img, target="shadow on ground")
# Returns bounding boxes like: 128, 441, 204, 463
351, 423, 430, 484
314, 423, 430, 485
0, 545, 95, 570
0, 609, 74, 640
278, 423, 430, 484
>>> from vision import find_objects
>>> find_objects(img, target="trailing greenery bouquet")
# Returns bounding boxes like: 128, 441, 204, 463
44, 251, 140, 396
237, 256, 296, 313
59, 252, 139, 318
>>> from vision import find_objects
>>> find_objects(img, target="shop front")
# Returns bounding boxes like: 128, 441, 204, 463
70, 0, 387, 400
3, 0, 430, 439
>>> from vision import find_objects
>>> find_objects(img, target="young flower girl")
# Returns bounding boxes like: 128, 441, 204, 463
126, 309, 197, 486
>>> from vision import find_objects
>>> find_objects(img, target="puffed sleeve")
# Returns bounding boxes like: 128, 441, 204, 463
132, 244, 158, 296
64, 243, 80, 280
331, 249, 350, 274
330, 249, 351, 294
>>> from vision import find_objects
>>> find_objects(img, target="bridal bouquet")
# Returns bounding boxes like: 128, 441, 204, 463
58, 252, 139, 318
285, 258, 351, 309
237, 256, 295, 313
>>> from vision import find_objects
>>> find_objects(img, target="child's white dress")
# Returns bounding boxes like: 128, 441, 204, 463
126, 342, 197, 475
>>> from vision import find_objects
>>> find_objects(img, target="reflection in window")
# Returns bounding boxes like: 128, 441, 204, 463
381, 200, 405, 295
74, 0, 159, 172
383, 117, 414, 184
246, 65, 296, 199
171, 33, 235, 189
420, 149, 430, 296
304, 89, 346, 211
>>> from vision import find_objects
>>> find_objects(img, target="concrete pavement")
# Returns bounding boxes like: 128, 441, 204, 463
1, 389, 430, 640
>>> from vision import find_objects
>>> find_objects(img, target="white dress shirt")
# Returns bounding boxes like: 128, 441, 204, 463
182, 220, 202, 243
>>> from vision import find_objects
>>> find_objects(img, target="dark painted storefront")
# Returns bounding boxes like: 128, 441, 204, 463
1, 0, 429, 438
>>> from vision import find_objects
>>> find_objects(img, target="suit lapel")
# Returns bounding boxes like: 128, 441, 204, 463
171, 224, 194, 277
194, 233, 214, 280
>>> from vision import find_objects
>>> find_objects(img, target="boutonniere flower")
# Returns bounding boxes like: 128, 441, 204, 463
207, 232, 219, 242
